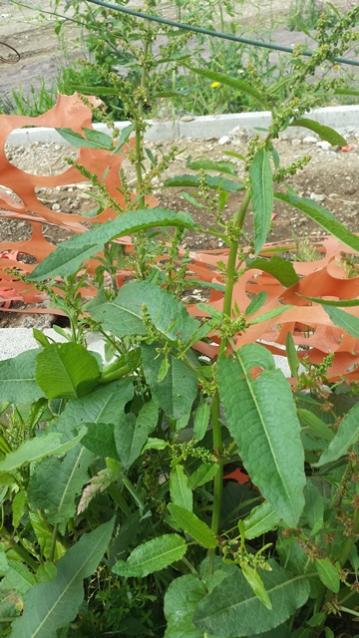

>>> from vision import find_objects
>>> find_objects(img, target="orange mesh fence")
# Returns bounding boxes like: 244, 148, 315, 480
1, 96, 359, 381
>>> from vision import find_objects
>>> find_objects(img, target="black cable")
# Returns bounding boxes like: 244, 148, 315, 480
0, 41, 20, 64
84, 0, 359, 68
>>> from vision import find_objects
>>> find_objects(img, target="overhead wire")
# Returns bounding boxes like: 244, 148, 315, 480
84, 0, 359, 68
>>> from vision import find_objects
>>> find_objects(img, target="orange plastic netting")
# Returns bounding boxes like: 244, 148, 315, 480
1, 94, 359, 381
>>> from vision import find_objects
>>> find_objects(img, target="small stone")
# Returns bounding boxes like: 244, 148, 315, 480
181, 115, 195, 122
303, 135, 317, 144
317, 140, 331, 151
52, 203, 61, 211
310, 193, 325, 203
218, 135, 231, 145
291, 138, 302, 146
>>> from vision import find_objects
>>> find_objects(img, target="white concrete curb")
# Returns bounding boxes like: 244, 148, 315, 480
7, 105, 359, 145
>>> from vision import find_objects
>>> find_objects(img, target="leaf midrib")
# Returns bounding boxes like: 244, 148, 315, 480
31, 529, 107, 637
197, 572, 311, 623
236, 353, 293, 509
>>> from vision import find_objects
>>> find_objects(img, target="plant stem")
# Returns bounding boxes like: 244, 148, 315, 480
49, 523, 59, 563
209, 188, 252, 557
222, 188, 252, 320
210, 391, 223, 536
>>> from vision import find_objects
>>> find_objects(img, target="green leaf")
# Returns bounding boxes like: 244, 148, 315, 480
142, 346, 198, 422
249, 148, 273, 253
297, 409, 333, 442
36, 343, 100, 400
286, 332, 300, 377
12, 491, 27, 529
0, 560, 35, 596
189, 463, 219, 489
9, 519, 114, 638
114, 400, 159, 469
56, 127, 113, 150
291, 118, 347, 147
0, 430, 85, 474
242, 501, 280, 540
113, 123, 134, 152
164, 574, 206, 638
164, 174, 244, 193
217, 346, 305, 526
250, 305, 292, 325
0, 350, 43, 404
28, 446, 94, 528
335, 86, 359, 98
82, 423, 117, 458
168, 504, 217, 549
275, 193, 359, 253
112, 534, 187, 578
91, 281, 199, 343
193, 400, 211, 442
28, 208, 194, 280
246, 292, 268, 316
55, 379, 134, 439
316, 402, 359, 466
187, 158, 237, 175
241, 563, 272, 610
301, 481, 324, 535
193, 562, 310, 638
170, 464, 193, 512
248, 256, 299, 287
315, 559, 340, 593
29, 512, 65, 561
306, 296, 359, 307
188, 67, 268, 106
323, 305, 359, 339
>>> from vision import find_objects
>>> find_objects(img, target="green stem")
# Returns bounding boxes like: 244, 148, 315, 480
222, 188, 252, 321
210, 392, 223, 536
209, 188, 252, 560
49, 523, 59, 563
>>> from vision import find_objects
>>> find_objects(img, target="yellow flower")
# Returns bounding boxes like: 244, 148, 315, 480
210, 81, 221, 89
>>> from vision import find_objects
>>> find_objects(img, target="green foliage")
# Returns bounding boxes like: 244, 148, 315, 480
1, 3, 359, 637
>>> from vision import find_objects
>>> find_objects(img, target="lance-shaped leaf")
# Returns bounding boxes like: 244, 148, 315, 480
291, 118, 347, 147
170, 465, 193, 512
142, 345, 198, 422
113, 534, 187, 578
193, 562, 310, 638
188, 67, 268, 106
275, 193, 359, 253
56, 127, 114, 150
36, 343, 100, 400
9, 518, 114, 638
249, 148, 273, 254
0, 350, 43, 404
315, 559, 340, 593
29, 208, 194, 280
217, 344, 305, 526
0, 429, 85, 474
55, 379, 134, 438
90, 281, 199, 344
28, 445, 94, 528
168, 504, 217, 549
323, 305, 359, 339
187, 158, 237, 175
248, 256, 299, 287
316, 402, 359, 466
165, 174, 243, 193
114, 400, 159, 469
242, 501, 280, 540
